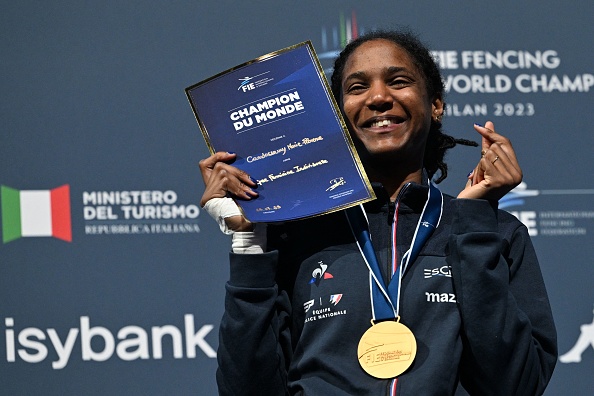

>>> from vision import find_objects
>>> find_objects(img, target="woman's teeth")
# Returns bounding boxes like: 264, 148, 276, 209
372, 119, 392, 127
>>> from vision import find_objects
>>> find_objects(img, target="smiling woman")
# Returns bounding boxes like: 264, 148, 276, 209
338, 39, 439, 193
330, 30, 478, 189
200, 29, 557, 396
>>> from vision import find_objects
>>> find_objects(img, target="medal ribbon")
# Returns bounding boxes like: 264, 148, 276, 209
347, 182, 443, 321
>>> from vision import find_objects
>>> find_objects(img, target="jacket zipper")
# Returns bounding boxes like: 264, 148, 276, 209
388, 183, 411, 283
385, 183, 411, 395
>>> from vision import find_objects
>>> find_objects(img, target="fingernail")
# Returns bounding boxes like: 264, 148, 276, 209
474, 123, 483, 127
467, 170, 474, 177
249, 176, 258, 185
227, 151, 236, 154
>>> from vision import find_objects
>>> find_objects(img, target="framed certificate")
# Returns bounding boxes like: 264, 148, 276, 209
186, 41, 375, 222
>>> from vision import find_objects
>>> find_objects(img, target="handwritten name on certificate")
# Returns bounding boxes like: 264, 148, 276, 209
186, 41, 374, 222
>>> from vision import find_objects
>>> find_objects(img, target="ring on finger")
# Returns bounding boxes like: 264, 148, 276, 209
481, 149, 486, 158
491, 156, 500, 164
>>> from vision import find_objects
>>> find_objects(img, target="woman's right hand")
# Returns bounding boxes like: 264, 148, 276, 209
199, 152, 258, 232
457, 121, 522, 201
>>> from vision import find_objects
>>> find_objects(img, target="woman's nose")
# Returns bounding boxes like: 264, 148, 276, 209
366, 83, 393, 110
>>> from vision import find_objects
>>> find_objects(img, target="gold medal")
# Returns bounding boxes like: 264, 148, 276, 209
357, 319, 417, 379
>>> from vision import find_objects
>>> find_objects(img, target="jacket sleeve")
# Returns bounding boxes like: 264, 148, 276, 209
448, 199, 557, 396
216, 251, 293, 396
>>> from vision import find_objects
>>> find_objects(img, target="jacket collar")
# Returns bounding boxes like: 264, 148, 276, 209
365, 171, 432, 215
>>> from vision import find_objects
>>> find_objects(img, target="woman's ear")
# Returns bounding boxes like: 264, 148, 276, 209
432, 96, 444, 122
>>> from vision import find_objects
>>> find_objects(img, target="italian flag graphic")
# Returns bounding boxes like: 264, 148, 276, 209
1, 185, 72, 243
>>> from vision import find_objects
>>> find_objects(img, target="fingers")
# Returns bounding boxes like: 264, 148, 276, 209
198, 151, 237, 184
479, 120, 495, 153
474, 121, 522, 183
480, 145, 522, 189
474, 121, 520, 174
459, 121, 523, 200
199, 151, 259, 207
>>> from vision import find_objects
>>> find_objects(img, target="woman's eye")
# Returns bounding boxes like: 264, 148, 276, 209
391, 78, 408, 86
346, 83, 366, 93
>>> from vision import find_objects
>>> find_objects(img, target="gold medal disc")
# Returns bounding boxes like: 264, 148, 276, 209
357, 320, 417, 379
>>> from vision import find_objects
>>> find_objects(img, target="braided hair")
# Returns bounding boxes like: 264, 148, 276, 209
330, 29, 477, 183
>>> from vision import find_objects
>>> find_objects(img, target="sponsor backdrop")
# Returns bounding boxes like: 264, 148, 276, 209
1, 1, 592, 395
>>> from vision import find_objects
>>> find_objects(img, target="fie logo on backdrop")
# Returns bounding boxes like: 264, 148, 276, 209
500, 182, 594, 237
1, 185, 72, 243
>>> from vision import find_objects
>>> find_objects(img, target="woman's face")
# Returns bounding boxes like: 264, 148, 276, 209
340, 39, 443, 165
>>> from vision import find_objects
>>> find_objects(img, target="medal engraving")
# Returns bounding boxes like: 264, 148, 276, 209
358, 320, 417, 379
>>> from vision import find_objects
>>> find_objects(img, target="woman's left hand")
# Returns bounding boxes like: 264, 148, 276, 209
457, 121, 523, 201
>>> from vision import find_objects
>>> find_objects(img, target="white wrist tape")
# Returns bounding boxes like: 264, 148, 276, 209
231, 223, 267, 254
202, 197, 242, 235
